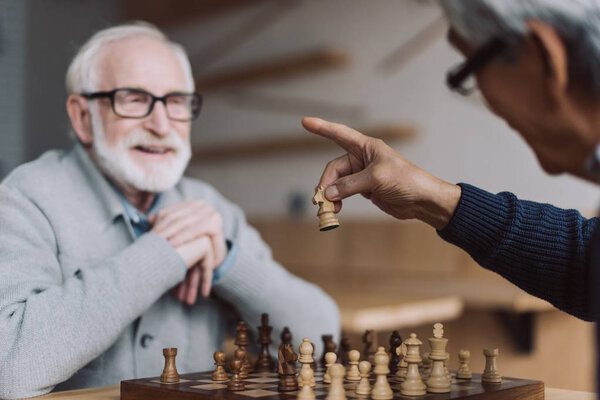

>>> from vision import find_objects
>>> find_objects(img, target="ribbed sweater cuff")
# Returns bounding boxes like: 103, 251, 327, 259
108, 233, 186, 315
437, 183, 510, 269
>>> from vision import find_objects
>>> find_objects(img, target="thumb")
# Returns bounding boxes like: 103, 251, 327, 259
325, 169, 373, 201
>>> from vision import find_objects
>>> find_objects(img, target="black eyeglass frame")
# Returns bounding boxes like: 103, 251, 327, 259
446, 37, 507, 95
80, 88, 203, 121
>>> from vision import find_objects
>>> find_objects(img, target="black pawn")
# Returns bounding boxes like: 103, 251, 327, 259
228, 358, 245, 391
338, 336, 351, 366
281, 326, 292, 346
321, 334, 337, 367
388, 330, 402, 375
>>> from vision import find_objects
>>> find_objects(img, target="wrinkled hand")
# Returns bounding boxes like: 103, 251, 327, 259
150, 200, 227, 304
301, 117, 461, 230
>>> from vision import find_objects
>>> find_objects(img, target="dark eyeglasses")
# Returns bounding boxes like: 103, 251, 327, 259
81, 88, 203, 121
446, 38, 507, 95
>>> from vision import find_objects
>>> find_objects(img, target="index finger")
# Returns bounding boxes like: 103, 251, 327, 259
302, 117, 367, 155
201, 262, 214, 298
318, 154, 353, 189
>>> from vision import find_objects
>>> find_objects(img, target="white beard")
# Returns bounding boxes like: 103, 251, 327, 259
89, 105, 191, 193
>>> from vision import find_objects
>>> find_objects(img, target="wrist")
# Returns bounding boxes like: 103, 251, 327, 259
416, 179, 461, 230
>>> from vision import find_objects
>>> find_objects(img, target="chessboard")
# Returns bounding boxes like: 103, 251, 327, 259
120, 367, 545, 400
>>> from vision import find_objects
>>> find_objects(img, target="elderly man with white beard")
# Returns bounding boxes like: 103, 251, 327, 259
0, 22, 340, 400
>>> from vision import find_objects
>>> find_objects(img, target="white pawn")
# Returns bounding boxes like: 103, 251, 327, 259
456, 349, 472, 380
355, 361, 371, 395
298, 338, 316, 387
371, 346, 393, 400
323, 352, 336, 384
400, 333, 426, 396
298, 367, 316, 400
421, 352, 432, 381
346, 350, 361, 381
325, 363, 346, 400
482, 348, 502, 383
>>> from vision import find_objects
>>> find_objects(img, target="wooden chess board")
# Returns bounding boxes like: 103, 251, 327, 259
121, 368, 545, 399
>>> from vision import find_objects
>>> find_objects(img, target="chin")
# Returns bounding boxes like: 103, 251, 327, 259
125, 154, 191, 192
94, 144, 191, 193
538, 158, 564, 175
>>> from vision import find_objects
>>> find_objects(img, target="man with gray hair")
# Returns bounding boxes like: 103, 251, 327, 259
302, 0, 600, 390
0, 22, 339, 399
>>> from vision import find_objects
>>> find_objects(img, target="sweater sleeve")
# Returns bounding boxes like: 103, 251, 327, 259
0, 186, 186, 399
438, 183, 600, 321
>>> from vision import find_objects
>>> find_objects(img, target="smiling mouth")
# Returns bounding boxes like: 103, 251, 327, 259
133, 146, 173, 155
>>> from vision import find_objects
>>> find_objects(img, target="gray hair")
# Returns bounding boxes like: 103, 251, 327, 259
441, 0, 600, 96
65, 21, 194, 94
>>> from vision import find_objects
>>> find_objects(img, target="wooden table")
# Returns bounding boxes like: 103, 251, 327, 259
37, 385, 596, 399
333, 290, 464, 333
325, 273, 552, 334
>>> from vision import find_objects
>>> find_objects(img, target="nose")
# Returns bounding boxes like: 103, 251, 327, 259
143, 100, 171, 137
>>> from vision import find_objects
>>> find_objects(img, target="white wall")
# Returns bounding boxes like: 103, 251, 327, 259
0, 0, 121, 176
168, 0, 600, 219
0, 0, 27, 178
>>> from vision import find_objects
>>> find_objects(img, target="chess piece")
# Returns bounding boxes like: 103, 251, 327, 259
298, 367, 317, 400
426, 323, 451, 393
278, 342, 299, 391
325, 363, 346, 400
321, 334, 337, 367
346, 349, 361, 381
312, 186, 339, 231
235, 348, 249, 378
235, 321, 252, 374
400, 333, 426, 396
281, 326, 293, 346
212, 351, 228, 381
255, 313, 275, 372
482, 348, 502, 383
160, 348, 180, 383
421, 352, 432, 381
323, 351, 337, 384
338, 336, 351, 366
456, 349, 472, 380
356, 360, 372, 395
387, 330, 402, 375
298, 338, 316, 387
362, 329, 377, 364
395, 341, 408, 381
228, 358, 245, 391
371, 346, 393, 400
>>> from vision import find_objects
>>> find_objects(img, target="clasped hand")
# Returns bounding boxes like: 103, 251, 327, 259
150, 200, 227, 305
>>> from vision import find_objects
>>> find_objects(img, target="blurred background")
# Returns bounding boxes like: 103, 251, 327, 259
0, 0, 596, 392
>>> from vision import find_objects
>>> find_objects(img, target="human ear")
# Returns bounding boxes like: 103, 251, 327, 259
526, 20, 568, 102
66, 95, 94, 146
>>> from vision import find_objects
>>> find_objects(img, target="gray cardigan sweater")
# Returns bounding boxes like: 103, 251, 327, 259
0, 144, 340, 399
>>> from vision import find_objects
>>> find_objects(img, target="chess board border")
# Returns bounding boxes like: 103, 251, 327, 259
121, 369, 545, 400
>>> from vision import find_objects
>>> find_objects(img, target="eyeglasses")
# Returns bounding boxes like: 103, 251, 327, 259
81, 88, 203, 121
446, 38, 507, 95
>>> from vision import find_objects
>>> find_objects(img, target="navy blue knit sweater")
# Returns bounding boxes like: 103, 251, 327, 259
438, 183, 600, 321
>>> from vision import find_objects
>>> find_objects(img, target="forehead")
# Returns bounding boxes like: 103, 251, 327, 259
95, 35, 189, 93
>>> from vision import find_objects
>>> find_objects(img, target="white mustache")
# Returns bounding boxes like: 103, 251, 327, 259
119, 129, 186, 152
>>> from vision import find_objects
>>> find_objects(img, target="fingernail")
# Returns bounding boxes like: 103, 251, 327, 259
325, 185, 339, 200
